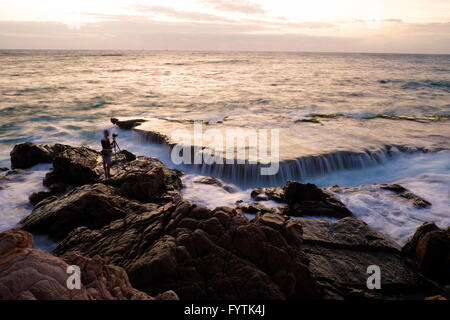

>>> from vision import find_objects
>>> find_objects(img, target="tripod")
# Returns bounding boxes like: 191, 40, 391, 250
112, 136, 121, 160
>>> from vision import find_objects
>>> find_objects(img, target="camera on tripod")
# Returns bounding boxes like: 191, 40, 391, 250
112, 133, 118, 139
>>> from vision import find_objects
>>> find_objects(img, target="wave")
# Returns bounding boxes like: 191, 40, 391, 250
379, 79, 450, 92
133, 128, 439, 187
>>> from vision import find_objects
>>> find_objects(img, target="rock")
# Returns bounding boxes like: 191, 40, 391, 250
10, 142, 53, 169
0, 229, 175, 300
251, 182, 352, 219
380, 184, 431, 208
0, 167, 8, 172
105, 156, 182, 203
54, 201, 321, 300
299, 218, 441, 299
402, 222, 450, 284
49, 144, 101, 185
21, 183, 157, 240
237, 203, 279, 215
425, 295, 447, 300
193, 176, 236, 193
251, 187, 285, 203
283, 181, 352, 219
193, 176, 223, 187
111, 118, 146, 130
29, 190, 53, 206
119, 150, 136, 162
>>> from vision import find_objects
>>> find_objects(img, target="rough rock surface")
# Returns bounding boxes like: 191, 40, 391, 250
0, 229, 176, 300
54, 201, 321, 300
105, 156, 182, 203
299, 218, 441, 299
10, 142, 54, 169
251, 181, 352, 219
21, 184, 158, 240
380, 184, 432, 208
402, 222, 450, 284
48, 144, 101, 185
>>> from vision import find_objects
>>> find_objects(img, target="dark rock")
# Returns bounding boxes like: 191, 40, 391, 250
402, 222, 450, 284
10, 142, 53, 169
0, 229, 176, 300
0, 167, 8, 172
119, 150, 136, 162
283, 181, 352, 219
50, 144, 101, 185
111, 118, 146, 130
380, 184, 431, 208
21, 183, 157, 240
29, 190, 53, 206
299, 218, 441, 299
105, 156, 182, 203
251, 187, 285, 203
54, 201, 321, 300
237, 203, 279, 215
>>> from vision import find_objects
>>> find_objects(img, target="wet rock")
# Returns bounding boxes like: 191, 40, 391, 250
402, 222, 450, 284
29, 190, 53, 206
54, 201, 321, 300
111, 118, 146, 130
237, 203, 280, 215
380, 184, 431, 208
0, 229, 175, 300
299, 218, 441, 299
21, 183, 158, 240
251, 187, 285, 203
0, 167, 8, 172
105, 156, 182, 203
193, 176, 237, 193
251, 182, 352, 219
193, 176, 223, 187
283, 181, 352, 219
10, 142, 53, 169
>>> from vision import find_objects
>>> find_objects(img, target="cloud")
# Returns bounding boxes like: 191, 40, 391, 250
0, 18, 448, 53
199, 0, 266, 15
132, 5, 236, 23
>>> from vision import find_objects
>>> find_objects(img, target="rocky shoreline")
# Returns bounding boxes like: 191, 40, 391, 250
0, 142, 449, 300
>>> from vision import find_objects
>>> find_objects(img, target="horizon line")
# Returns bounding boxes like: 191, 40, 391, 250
1, 48, 449, 56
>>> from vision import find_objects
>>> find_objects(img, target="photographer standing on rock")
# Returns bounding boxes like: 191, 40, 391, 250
101, 130, 113, 179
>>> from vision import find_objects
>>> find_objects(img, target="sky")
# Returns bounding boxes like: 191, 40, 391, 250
0, 0, 449, 53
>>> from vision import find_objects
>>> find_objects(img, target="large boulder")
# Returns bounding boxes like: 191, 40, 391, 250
251, 181, 352, 219
21, 183, 157, 240
0, 229, 177, 300
299, 218, 442, 299
10, 142, 54, 169
402, 222, 450, 284
105, 156, 182, 203
48, 144, 101, 185
283, 181, 352, 218
54, 201, 320, 300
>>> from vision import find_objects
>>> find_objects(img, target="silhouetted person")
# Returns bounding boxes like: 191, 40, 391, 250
101, 130, 113, 179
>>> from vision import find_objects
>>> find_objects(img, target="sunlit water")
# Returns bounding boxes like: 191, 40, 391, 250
0, 50, 449, 248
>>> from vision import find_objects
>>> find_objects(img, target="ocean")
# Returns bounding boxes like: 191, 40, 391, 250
0, 50, 449, 248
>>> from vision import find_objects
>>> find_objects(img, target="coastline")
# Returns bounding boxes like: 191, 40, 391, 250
0, 141, 448, 300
